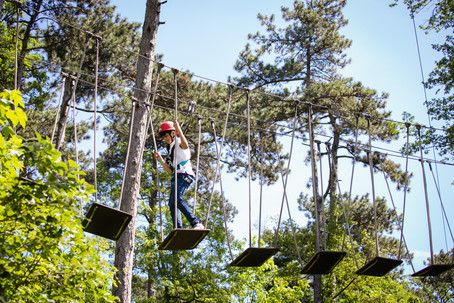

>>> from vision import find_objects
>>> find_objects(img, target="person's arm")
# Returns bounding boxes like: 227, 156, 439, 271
174, 120, 189, 150
154, 151, 172, 175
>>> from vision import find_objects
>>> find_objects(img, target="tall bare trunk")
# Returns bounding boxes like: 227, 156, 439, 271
308, 104, 322, 303
55, 76, 72, 150
112, 1, 161, 302
327, 127, 340, 245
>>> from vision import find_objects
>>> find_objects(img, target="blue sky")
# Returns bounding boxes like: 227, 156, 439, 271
109, 0, 453, 274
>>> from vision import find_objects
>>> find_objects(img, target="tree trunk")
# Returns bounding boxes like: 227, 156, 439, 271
308, 105, 322, 303
112, 1, 161, 302
16, 0, 43, 89
55, 75, 73, 151
327, 127, 341, 245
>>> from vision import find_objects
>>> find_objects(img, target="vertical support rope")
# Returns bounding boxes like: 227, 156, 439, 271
428, 162, 454, 246
417, 125, 434, 264
382, 170, 416, 272
72, 35, 90, 105
399, 123, 411, 259
172, 68, 178, 229
316, 141, 326, 250
93, 37, 99, 204
308, 103, 321, 253
71, 80, 82, 215
367, 118, 380, 257
410, 10, 442, 206
118, 101, 137, 208
258, 132, 264, 248
193, 117, 202, 213
344, 115, 359, 250
147, 63, 163, 239
273, 103, 302, 264
328, 142, 359, 269
211, 120, 234, 260
204, 85, 233, 227
246, 89, 252, 248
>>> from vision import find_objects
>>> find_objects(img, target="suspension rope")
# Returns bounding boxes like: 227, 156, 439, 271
327, 142, 359, 269
71, 79, 82, 215
272, 103, 302, 264
72, 35, 90, 105
145, 63, 163, 239
316, 141, 327, 250
93, 37, 99, 203
258, 132, 264, 248
427, 162, 454, 246
308, 104, 321, 253
118, 100, 137, 208
367, 117, 380, 257
204, 85, 233, 227
410, 9, 443, 209
210, 119, 234, 260
343, 115, 359, 251
417, 124, 435, 264
246, 89, 252, 248
172, 68, 179, 229
382, 171, 416, 273
399, 123, 411, 259
193, 116, 202, 213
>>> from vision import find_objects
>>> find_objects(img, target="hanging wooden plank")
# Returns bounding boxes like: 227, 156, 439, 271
82, 202, 132, 241
412, 264, 454, 277
356, 256, 402, 277
158, 228, 210, 250
230, 247, 279, 267
301, 251, 347, 275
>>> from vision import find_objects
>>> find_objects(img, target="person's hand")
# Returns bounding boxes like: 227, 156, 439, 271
154, 151, 163, 162
174, 120, 182, 134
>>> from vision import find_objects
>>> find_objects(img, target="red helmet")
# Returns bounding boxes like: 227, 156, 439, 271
158, 121, 175, 134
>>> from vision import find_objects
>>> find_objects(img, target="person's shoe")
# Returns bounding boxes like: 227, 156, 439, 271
192, 223, 204, 229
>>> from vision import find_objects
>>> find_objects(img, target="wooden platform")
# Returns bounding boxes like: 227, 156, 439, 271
82, 202, 132, 241
230, 247, 279, 267
158, 228, 210, 250
301, 251, 347, 275
356, 256, 403, 277
411, 264, 454, 277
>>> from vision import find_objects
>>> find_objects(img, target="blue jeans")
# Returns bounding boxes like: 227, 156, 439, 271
169, 176, 198, 229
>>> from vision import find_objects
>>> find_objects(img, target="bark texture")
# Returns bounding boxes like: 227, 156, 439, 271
112, 1, 161, 302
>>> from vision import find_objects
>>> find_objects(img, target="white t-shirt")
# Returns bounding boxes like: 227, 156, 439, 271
166, 137, 195, 176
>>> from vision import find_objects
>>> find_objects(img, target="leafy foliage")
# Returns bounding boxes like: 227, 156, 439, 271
0, 90, 116, 302
391, 0, 454, 161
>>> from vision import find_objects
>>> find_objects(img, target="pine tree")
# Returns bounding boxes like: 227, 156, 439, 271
234, 0, 408, 301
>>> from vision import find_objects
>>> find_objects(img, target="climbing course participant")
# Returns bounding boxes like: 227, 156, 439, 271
154, 120, 204, 230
